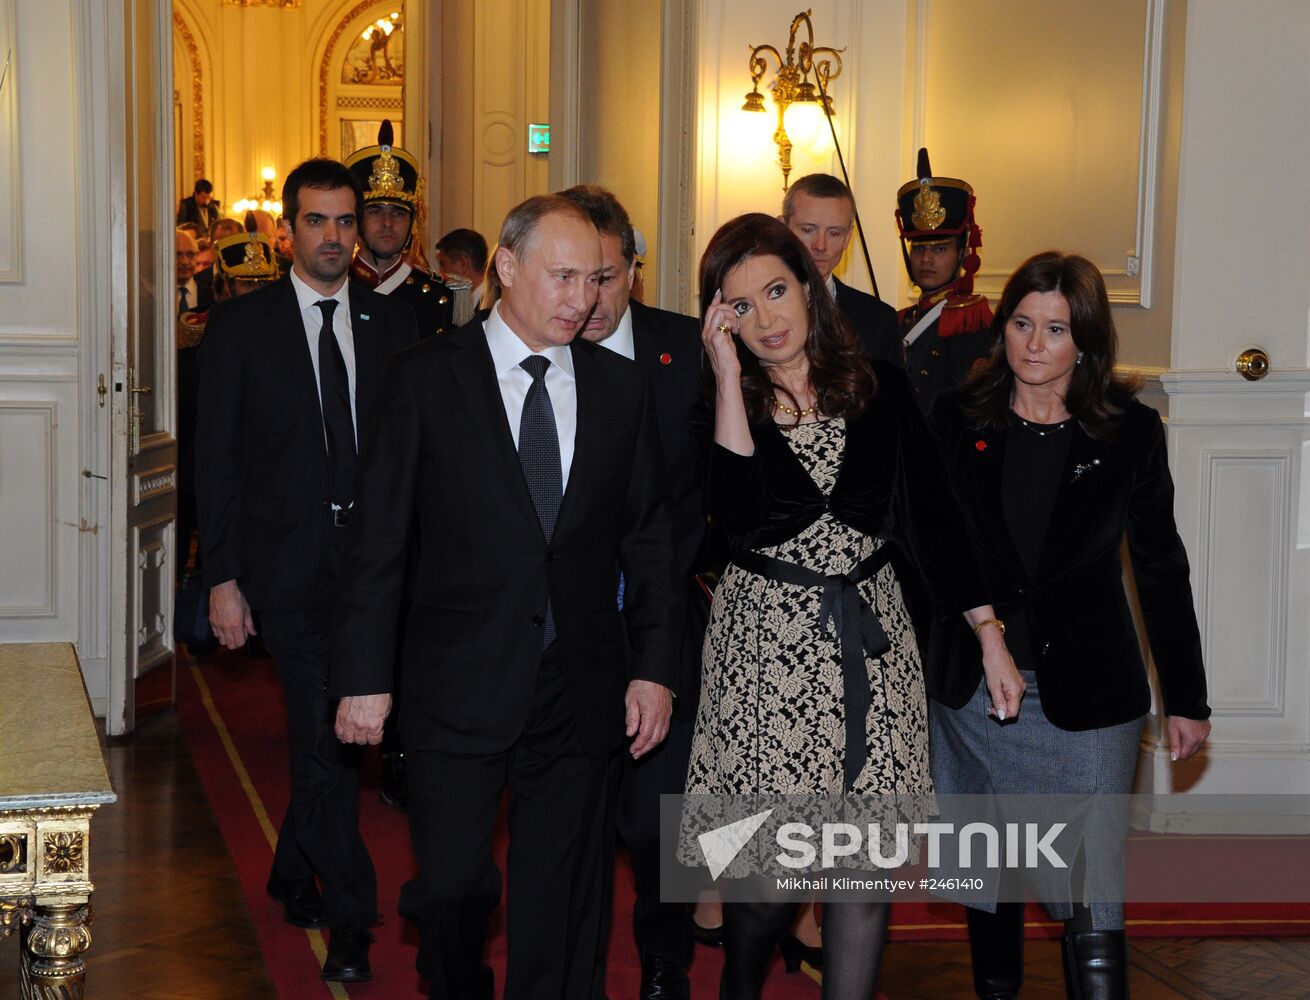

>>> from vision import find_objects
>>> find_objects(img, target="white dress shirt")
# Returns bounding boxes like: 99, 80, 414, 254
483, 302, 577, 488
595, 305, 636, 362
290, 266, 358, 445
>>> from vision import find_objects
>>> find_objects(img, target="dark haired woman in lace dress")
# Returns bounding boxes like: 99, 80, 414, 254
684, 213, 1025, 999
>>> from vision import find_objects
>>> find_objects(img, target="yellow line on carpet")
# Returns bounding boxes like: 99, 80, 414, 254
1125, 917, 1310, 927
188, 658, 351, 999
890, 917, 1310, 931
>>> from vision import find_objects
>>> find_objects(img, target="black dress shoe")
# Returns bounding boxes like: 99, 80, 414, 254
266, 872, 327, 929
778, 933, 823, 973
639, 952, 689, 1000
322, 924, 372, 983
691, 919, 724, 948
379, 751, 408, 810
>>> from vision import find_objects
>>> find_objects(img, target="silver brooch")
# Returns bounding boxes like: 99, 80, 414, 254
1072, 459, 1102, 482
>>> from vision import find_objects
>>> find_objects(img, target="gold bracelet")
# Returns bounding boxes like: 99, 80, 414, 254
973, 617, 1005, 637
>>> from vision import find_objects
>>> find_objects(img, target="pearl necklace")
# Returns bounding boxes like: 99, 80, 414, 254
1011, 411, 1073, 437
773, 398, 816, 418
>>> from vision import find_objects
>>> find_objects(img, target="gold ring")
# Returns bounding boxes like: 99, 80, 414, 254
716, 321, 730, 334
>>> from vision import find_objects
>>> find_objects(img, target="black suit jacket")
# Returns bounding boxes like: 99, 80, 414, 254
329, 318, 683, 757
177, 195, 220, 232
926, 390, 1210, 729
629, 300, 707, 705
833, 278, 902, 369
706, 363, 988, 618
195, 276, 419, 611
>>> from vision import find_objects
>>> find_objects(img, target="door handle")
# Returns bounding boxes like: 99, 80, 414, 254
129, 384, 153, 395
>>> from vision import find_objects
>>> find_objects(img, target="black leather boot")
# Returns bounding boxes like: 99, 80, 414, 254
1061, 930, 1128, 1000
965, 903, 1024, 999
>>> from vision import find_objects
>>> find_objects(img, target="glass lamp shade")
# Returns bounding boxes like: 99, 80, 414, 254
783, 99, 824, 150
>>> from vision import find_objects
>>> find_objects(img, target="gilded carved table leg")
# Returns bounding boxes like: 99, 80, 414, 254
19, 903, 90, 1000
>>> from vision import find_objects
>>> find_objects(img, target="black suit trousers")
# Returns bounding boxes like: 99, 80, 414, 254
619, 712, 696, 961
259, 529, 377, 928
403, 649, 614, 1000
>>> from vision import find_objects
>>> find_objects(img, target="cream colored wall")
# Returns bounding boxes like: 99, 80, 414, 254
172, 0, 413, 216
575, 0, 662, 301
437, 0, 552, 256
0, 0, 109, 696
1142, 0, 1310, 806
906, 0, 1181, 368
694, 1, 907, 314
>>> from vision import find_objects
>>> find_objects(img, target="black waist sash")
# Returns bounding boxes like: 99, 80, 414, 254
731, 544, 895, 791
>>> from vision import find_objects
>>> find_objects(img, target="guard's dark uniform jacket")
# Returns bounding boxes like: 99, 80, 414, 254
899, 290, 992, 415
350, 257, 455, 339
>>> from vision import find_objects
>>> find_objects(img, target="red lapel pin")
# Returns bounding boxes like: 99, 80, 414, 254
974, 439, 988, 452
659, 352, 672, 365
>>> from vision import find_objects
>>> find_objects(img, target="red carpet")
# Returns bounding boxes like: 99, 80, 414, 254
176, 648, 1310, 998
175, 649, 824, 998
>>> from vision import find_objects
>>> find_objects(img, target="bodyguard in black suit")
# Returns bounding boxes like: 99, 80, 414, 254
332, 195, 681, 999
197, 159, 419, 983
781, 173, 902, 367
559, 185, 706, 1000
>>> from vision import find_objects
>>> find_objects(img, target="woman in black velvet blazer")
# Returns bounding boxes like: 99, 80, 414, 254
685, 214, 1024, 1000
926, 252, 1211, 1000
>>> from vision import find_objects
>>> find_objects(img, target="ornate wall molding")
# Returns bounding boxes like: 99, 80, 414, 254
1195, 450, 1290, 717
222, 0, 301, 7
335, 95, 403, 111
0, 400, 56, 618
318, 0, 394, 155
171, 9, 206, 183
910, 0, 1165, 306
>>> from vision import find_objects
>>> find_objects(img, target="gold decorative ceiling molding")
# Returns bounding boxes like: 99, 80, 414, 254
318, 0, 399, 155
172, 9, 206, 182
222, 0, 302, 8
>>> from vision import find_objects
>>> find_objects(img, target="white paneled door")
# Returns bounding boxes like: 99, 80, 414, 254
105, 0, 178, 736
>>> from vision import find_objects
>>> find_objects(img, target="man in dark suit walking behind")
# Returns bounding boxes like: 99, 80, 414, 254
557, 185, 706, 1000
197, 157, 419, 983
332, 194, 682, 999
782, 172, 902, 367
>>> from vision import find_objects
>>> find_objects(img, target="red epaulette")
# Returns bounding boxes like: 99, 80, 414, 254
937, 295, 992, 339
349, 256, 380, 288
177, 310, 208, 348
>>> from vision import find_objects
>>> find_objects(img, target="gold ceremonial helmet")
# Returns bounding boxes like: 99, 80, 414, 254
344, 119, 422, 210
215, 212, 279, 282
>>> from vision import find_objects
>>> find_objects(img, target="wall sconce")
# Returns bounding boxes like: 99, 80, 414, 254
741, 8, 843, 192
232, 167, 283, 217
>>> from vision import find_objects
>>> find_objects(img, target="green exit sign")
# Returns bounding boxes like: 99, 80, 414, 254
528, 123, 551, 154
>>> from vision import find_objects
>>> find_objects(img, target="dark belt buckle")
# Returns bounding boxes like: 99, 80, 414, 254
332, 508, 351, 528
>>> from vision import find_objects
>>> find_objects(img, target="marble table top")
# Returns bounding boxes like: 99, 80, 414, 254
0, 643, 116, 811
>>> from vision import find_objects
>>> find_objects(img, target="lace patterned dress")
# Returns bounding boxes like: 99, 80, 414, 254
684, 418, 931, 799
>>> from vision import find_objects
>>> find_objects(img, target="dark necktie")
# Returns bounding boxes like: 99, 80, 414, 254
518, 355, 562, 646
315, 299, 356, 507
177, 285, 189, 316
